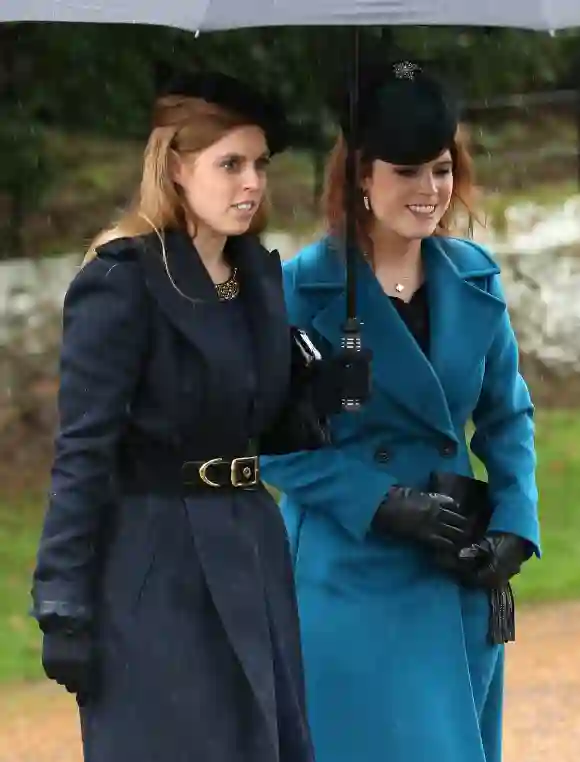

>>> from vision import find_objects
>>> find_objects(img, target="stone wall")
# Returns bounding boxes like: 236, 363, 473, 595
499, 246, 580, 406
1, 238, 579, 408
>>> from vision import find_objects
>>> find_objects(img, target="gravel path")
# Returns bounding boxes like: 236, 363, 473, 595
1, 600, 578, 761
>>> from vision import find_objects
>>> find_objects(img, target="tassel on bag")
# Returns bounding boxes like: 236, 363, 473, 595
489, 584, 516, 645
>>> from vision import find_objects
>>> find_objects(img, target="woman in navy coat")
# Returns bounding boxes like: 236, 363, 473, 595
31, 73, 323, 762
260, 61, 540, 762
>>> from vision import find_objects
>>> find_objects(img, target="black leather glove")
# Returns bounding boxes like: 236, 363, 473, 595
41, 628, 95, 703
455, 532, 533, 588
372, 486, 475, 553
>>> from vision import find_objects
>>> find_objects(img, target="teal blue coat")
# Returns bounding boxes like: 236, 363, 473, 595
260, 235, 540, 762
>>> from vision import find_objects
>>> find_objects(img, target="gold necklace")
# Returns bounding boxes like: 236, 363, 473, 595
363, 251, 414, 294
215, 267, 240, 301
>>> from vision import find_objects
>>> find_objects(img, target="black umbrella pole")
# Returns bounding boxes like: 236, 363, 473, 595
339, 26, 372, 412
344, 24, 360, 326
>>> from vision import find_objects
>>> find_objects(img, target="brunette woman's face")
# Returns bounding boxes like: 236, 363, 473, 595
173, 125, 270, 237
362, 150, 454, 241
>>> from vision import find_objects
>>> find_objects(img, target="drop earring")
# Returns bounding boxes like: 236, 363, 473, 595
363, 194, 371, 211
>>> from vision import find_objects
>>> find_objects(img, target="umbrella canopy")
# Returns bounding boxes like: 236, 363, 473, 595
2, 0, 580, 32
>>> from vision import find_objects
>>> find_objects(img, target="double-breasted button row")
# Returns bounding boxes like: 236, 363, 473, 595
373, 438, 457, 464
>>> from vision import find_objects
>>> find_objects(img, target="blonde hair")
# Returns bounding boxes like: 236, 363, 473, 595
84, 95, 269, 264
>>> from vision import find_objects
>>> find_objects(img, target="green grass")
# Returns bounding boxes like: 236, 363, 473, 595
510, 409, 580, 602
0, 492, 44, 684
467, 409, 580, 602
1, 409, 579, 684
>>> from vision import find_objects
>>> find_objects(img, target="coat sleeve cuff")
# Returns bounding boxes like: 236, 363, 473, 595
488, 507, 541, 558
31, 590, 94, 629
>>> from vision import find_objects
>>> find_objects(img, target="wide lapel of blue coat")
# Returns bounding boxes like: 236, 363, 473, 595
303, 236, 506, 440
423, 237, 506, 418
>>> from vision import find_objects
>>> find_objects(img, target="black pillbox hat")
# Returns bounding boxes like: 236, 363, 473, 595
343, 60, 460, 165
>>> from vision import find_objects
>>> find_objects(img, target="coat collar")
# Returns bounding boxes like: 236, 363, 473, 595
302, 236, 505, 439
137, 228, 289, 433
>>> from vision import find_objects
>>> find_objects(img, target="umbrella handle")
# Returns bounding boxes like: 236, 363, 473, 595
338, 326, 373, 411
339, 27, 372, 412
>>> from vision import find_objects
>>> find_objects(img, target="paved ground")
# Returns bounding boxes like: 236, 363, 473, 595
0, 600, 578, 761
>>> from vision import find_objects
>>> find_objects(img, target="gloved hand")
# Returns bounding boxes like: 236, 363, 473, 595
454, 531, 533, 588
41, 628, 95, 704
372, 486, 475, 553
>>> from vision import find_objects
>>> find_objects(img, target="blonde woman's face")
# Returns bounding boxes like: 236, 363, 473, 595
173, 125, 270, 236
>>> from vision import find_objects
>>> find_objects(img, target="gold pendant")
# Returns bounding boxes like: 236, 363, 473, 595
395, 283, 405, 293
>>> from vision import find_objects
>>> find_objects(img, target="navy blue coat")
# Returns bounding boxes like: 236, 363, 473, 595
32, 229, 313, 762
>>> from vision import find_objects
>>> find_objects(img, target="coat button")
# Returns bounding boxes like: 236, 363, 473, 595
439, 440, 457, 458
374, 448, 392, 464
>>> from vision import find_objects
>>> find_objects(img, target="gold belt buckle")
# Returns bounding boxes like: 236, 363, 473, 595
197, 456, 259, 488
198, 457, 224, 488
231, 456, 259, 487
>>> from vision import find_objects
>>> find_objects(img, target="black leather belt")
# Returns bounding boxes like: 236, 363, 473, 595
181, 456, 260, 490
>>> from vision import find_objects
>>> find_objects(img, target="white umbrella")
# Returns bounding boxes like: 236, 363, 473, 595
1, 0, 580, 32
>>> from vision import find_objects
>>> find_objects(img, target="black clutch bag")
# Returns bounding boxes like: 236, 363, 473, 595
429, 471, 516, 645
428, 472, 492, 543
259, 327, 332, 456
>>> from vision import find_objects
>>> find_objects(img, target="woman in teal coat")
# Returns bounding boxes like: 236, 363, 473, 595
260, 61, 540, 762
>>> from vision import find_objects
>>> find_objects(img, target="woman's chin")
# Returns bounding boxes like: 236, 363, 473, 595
399, 219, 440, 240
211, 219, 254, 237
